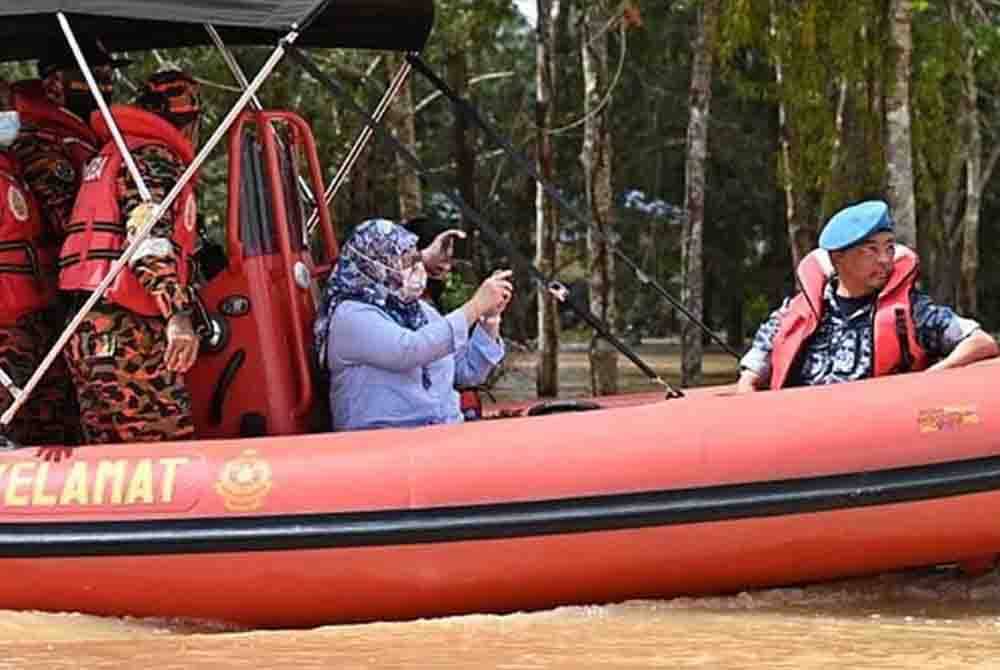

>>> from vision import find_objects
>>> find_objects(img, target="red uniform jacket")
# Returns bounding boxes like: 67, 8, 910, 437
12, 79, 100, 178
59, 105, 196, 317
0, 151, 54, 326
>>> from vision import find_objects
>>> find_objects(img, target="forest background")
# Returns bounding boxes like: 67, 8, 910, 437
4, 0, 997, 397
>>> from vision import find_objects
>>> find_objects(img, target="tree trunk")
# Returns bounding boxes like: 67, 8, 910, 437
959, 42, 981, 315
384, 53, 422, 221
885, 0, 917, 249
771, 0, 857, 271
771, 1, 794, 266
582, 1, 618, 396
535, 0, 561, 397
447, 50, 479, 270
681, 0, 720, 387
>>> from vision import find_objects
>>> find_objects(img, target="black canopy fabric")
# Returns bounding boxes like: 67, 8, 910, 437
0, 0, 434, 62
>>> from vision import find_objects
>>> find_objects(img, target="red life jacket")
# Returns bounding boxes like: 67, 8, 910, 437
0, 151, 54, 326
58, 105, 197, 317
769, 246, 929, 390
12, 79, 99, 179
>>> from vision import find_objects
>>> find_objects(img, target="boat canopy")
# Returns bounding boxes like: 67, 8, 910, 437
0, 0, 434, 61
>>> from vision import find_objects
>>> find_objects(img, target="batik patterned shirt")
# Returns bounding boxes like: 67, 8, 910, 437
740, 280, 981, 387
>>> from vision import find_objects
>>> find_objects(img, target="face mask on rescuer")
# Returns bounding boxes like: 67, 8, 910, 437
0, 112, 20, 147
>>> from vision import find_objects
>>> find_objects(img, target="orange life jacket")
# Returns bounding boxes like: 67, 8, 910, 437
769, 246, 929, 390
12, 79, 100, 180
58, 105, 197, 317
0, 151, 54, 326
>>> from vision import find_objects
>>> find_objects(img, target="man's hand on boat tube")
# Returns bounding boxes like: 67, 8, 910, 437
166, 312, 200, 373
736, 368, 763, 393
421, 229, 466, 279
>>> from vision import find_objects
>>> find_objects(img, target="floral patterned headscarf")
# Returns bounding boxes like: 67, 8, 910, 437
314, 219, 429, 369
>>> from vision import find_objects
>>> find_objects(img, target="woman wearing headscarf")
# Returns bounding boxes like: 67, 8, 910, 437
314, 219, 512, 431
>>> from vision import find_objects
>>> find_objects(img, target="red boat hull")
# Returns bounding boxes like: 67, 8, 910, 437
0, 361, 997, 627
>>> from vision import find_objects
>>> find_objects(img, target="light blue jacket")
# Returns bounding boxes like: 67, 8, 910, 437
326, 300, 504, 431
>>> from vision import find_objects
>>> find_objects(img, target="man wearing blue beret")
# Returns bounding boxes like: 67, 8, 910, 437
737, 200, 998, 391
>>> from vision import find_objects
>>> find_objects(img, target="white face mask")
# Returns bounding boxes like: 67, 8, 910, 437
398, 262, 428, 303
0, 111, 20, 148
350, 246, 427, 303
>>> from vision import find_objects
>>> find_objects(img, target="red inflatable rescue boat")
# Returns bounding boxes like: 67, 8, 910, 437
1, 360, 999, 627
3, 0, 999, 629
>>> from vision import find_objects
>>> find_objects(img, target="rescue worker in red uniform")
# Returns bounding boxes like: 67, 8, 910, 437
5, 38, 129, 446
737, 200, 998, 392
0, 80, 73, 445
61, 70, 201, 444
12, 38, 127, 242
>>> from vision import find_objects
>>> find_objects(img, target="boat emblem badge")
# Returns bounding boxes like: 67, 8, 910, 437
918, 406, 981, 434
8, 186, 28, 222
215, 449, 273, 512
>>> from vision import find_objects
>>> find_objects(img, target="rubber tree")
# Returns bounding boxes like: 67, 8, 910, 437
535, 0, 562, 397
885, 0, 918, 249
681, 0, 722, 387
582, 0, 620, 395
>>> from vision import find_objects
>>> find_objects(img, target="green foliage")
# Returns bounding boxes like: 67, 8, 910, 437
7, 0, 1000, 336
440, 269, 477, 312
432, 0, 520, 53
910, 9, 963, 227
743, 290, 772, 336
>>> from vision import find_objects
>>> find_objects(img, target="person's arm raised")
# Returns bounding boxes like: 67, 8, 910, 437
462, 269, 513, 327
421, 229, 466, 279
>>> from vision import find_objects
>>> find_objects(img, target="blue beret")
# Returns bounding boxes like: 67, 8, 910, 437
818, 200, 894, 251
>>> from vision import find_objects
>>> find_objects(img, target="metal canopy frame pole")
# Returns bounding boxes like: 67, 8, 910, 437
207, 26, 318, 209
59, 13, 153, 203
206, 25, 265, 111
1, 22, 301, 430
305, 58, 412, 235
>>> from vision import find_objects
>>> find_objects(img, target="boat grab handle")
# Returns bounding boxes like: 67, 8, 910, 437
211, 348, 246, 426
526, 399, 602, 417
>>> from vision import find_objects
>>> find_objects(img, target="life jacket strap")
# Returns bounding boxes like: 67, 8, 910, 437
58, 248, 123, 268
0, 240, 38, 276
894, 306, 914, 373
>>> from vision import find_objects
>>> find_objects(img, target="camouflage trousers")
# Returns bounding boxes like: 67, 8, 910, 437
0, 309, 76, 446
64, 303, 194, 445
